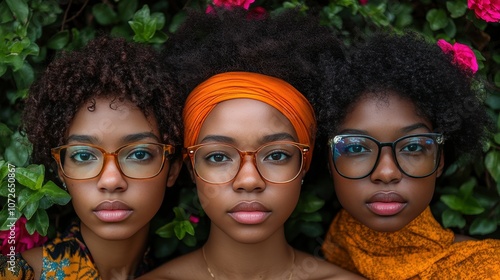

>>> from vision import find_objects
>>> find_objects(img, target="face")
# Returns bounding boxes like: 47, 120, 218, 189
329, 93, 444, 232
59, 97, 181, 241
192, 99, 304, 243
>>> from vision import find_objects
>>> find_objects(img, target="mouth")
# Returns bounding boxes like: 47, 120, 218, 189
93, 201, 133, 222
228, 201, 271, 225
366, 192, 407, 216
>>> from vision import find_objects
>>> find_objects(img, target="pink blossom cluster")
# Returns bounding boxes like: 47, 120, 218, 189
206, 0, 266, 19
0, 217, 48, 255
437, 39, 478, 73
468, 0, 500, 22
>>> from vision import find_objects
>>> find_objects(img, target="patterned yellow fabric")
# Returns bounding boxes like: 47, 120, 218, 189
1, 221, 154, 280
322, 207, 500, 279
0, 253, 34, 280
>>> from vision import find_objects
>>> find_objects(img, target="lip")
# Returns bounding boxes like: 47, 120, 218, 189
228, 201, 271, 225
93, 201, 133, 222
366, 192, 407, 216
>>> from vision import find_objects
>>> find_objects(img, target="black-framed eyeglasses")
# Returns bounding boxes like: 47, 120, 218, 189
185, 141, 310, 184
328, 133, 444, 179
51, 143, 175, 180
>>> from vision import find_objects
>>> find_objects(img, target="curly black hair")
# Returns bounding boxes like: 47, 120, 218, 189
162, 8, 345, 106
313, 32, 492, 165
22, 36, 184, 172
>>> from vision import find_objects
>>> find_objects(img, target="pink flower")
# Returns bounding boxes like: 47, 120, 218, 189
189, 215, 200, 224
0, 217, 48, 254
468, 0, 500, 22
359, 0, 369, 5
437, 39, 478, 73
207, 0, 255, 12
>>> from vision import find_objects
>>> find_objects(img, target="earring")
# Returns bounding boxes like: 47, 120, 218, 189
301, 179, 304, 185
62, 183, 67, 190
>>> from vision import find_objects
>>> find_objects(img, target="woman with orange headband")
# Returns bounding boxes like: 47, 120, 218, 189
139, 8, 364, 280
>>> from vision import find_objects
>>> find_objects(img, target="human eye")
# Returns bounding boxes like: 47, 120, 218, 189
263, 150, 290, 162
343, 144, 369, 154
126, 149, 152, 161
205, 152, 232, 163
68, 147, 99, 163
399, 137, 432, 154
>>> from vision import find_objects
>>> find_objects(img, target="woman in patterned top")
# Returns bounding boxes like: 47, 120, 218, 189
0, 36, 183, 280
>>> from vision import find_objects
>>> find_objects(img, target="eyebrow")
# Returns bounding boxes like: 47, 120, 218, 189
199, 132, 296, 145
66, 132, 160, 145
338, 123, 431, 135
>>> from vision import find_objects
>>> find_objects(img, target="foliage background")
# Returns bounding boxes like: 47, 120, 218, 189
1, 0, 499, 261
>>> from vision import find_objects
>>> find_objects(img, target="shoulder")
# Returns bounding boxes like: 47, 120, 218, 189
1, 252, 36, 280
138, 249, 207, 280
293, 250, 365, 280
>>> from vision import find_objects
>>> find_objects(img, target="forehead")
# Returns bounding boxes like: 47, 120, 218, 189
339, 92, 433, 135
67, 97, 159, 144
197, 99, 298, 146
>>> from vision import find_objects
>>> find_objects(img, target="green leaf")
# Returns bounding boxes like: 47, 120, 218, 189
15, 165, 45, 190
174, 222, 186, 240
441, 208, 466, 228
180, 220, 195, 236
151, 12, 165, 30
460, 196, 485, 215
22, 196, 39, 219
469, 216, 497, 235
18, 188, 43, 211
494, 71, 500, 88
446, 1, 467, 18
46, 30, 69, 50
168, 11, 186, 33
6, 0, 29, 24
92, 3, 118, 26
118, 0, 138, 21
298, 212, 322, 222
148, 31, 168, 44
440, 194, 464, 210
485, 150, 500, 182
41, 181, 71, 205
426, 9, 449, 31
4, 131, 31, 166
458, 177, 476, 197
12, 62, 34, 90
25, 208, 49, 235
0, 207, 21, 230
155, 222, 175, 238
181, 234, 197, 247
443, 18, 456, 38
0, 1, 14, 23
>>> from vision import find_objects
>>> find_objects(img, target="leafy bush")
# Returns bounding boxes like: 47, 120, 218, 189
1, 0, 499, 259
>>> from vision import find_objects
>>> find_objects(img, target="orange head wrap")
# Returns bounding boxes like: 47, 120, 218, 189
183, 71, 316, 171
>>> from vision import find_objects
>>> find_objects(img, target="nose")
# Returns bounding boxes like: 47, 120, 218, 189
370, 147, 402, 184
232, 156, 266, 192
97, 156, 128, 192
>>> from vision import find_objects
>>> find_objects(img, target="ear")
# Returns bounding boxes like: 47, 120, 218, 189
166, 158, 183, 187
436, 150, 445, 178
185, 158, 196, 183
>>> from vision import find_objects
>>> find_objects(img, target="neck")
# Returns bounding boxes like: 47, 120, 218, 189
202, 225, 295, 280
81, 223, 150, 280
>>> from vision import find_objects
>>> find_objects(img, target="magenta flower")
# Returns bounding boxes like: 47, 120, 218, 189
0, 217, 48, 254
359, 0, 369, 5
189, 214, 200, 224
437, 39, 478, 73
468, 0, 500, 22
206, 0, 255, 13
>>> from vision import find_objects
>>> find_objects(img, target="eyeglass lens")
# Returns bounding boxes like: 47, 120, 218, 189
332, 135, 441, 179
58, 143, 165, 179
192, 143, 304, 184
